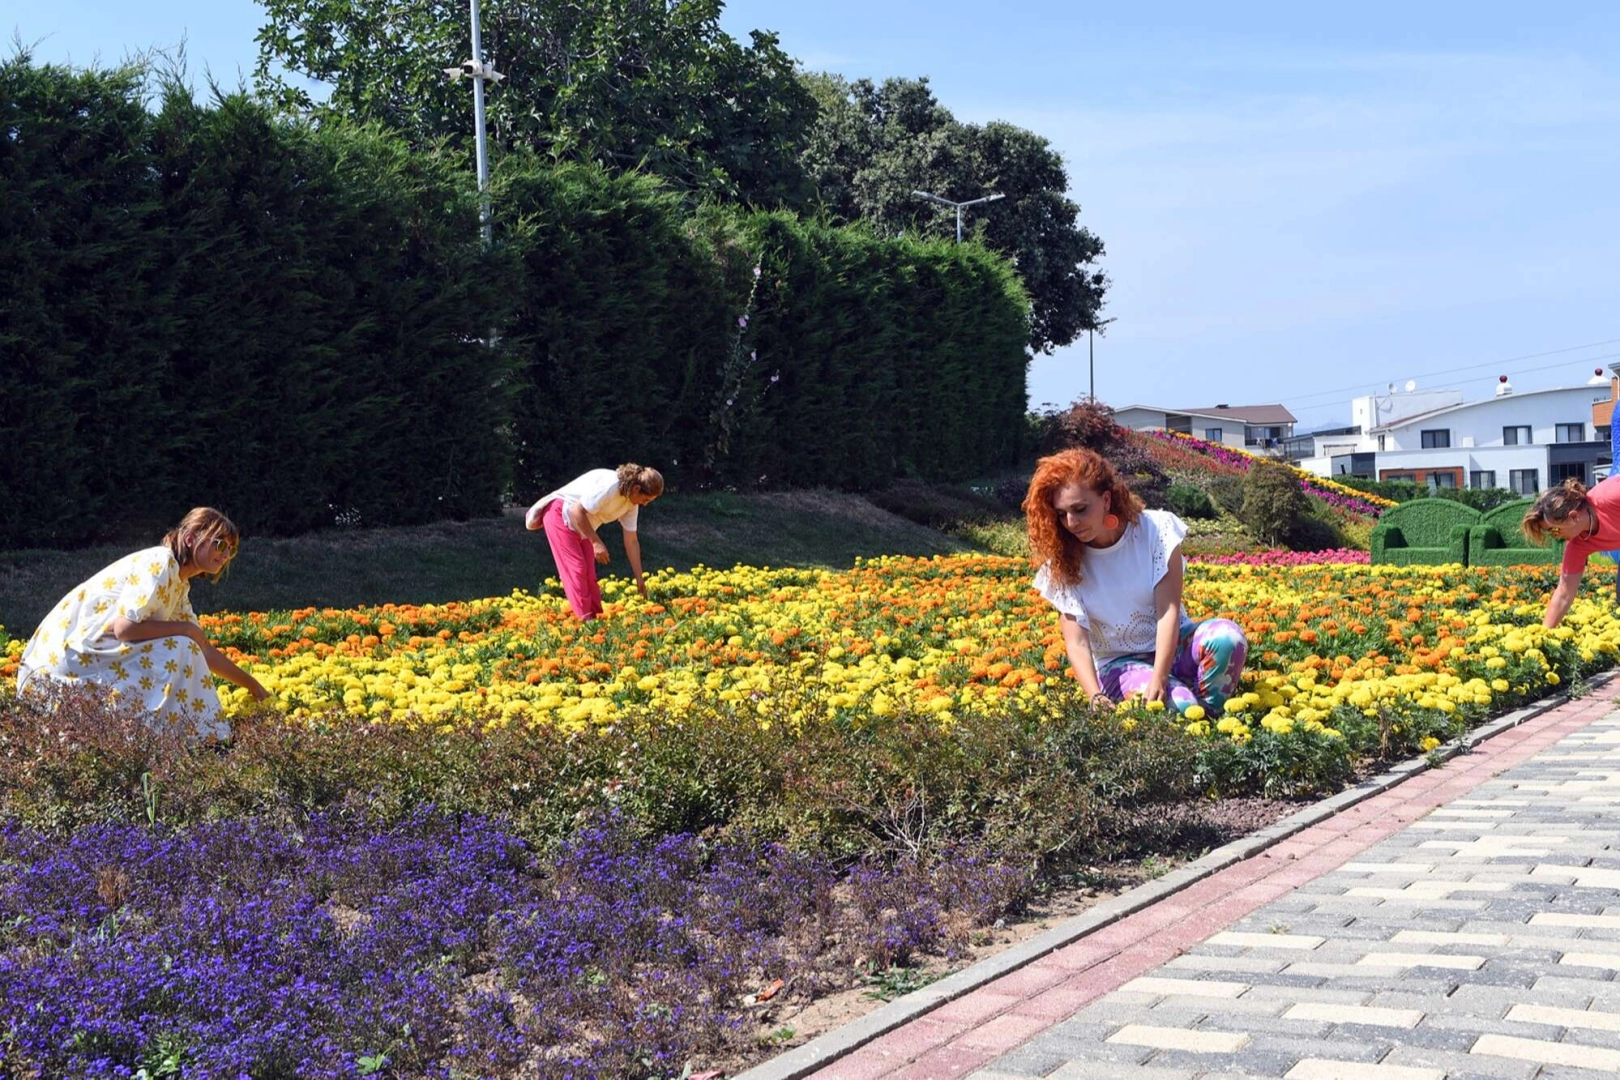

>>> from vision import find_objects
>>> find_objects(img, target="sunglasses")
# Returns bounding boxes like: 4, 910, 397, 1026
211, 538, 239, 559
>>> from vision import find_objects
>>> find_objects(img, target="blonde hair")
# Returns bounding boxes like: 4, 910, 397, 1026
616, 463, 664, 499
1522, 479, 1589, 546
162, 507, 239, 580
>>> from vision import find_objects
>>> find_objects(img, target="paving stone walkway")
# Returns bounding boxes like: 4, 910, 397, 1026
809, 682, 1620, 1079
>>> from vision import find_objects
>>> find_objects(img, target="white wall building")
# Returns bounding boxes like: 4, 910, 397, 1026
1113, 404, 1297, 451
1297, 374, 1614, 494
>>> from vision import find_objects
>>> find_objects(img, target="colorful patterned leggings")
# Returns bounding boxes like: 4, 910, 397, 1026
1096, 618, 1248, 715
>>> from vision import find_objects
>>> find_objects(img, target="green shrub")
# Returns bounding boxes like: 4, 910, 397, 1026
0, 685, 1200, 869
1205, 474, 1247, 516
1290, 508, 1346, 552
1, 58, 1034, 547
1335, 477, 1521, 512
1240, 459, 1309, 547
1166, 483, 1217, 520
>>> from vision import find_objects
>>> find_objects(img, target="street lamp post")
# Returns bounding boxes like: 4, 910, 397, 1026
1088, 317, 1117, 401
910, 190, 1004, 243
445, 0, 505, 249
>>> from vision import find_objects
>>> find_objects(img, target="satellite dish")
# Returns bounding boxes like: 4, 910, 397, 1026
1405, 380, 1417, 392
1386, 382, 1396, 393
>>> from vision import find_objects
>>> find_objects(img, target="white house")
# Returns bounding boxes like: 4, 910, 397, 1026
1112, 404, 1297, 451
1296, 372, 1615, 494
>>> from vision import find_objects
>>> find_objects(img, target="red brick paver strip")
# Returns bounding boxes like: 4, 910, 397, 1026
771, 679, 1620, 1080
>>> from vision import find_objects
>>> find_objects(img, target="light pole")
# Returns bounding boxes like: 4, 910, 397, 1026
1088, 317, 1117, 401
910, 190, 1004, 243
444, 0, 505, 249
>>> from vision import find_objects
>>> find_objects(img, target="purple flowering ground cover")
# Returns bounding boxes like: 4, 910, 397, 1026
0, 809, 1025, 1078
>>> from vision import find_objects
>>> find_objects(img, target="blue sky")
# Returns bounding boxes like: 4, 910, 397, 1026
14, 1, 1620, 430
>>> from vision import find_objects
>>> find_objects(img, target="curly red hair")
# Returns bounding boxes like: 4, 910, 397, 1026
1022, 448, 1144, 587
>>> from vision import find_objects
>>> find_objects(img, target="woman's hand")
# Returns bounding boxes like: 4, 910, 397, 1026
1144, 673, 1170, 705
243, 675, 271, 702
1088, 691, 1116, 710
592, 538, 611, 564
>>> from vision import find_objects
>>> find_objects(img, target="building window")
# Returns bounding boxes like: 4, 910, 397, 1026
1430, 472, 1458, 489
1470, 470, 1497, 490
1556, 423, 1586, 443
1377, 434, 1386, 451
1204, 427, 1222, 442
1420, 429, 1450, 449
1504, 425, 1532, 446
1598, 425, 1612, 445
1552, 462, 1588, 485
1386, 472, 1417, 483
1510, 469, 1539, 495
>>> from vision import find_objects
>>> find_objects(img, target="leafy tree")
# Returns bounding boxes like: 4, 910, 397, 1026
254, 0, 817, 207
800, 73, 1107, 354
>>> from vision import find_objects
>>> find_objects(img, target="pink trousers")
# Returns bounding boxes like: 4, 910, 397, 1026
542, 500, 603, 620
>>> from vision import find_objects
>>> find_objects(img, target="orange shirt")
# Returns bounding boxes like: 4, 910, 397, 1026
1561, 476, 1620, 575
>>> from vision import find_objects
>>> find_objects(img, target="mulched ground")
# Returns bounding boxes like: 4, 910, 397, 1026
717, 793, 1305, 1076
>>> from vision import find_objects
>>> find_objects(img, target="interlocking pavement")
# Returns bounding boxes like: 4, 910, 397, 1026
804, 682, 1620, 1080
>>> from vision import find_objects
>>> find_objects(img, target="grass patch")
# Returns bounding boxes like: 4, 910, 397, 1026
0, 491, 977, 633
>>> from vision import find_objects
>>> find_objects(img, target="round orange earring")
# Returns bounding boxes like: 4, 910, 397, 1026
1103, 513, 1120, 530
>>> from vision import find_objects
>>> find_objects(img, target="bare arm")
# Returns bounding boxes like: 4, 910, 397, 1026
108, 616, 204, 646
622, 529, 648, 597
567, 501, 610, 563
1058, 612, 1109, 703
200, 642, 269, 700
1146, 545, 1186, 703
1545, 571, 1583, 629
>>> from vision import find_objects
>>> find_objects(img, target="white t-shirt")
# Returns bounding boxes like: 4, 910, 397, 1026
526, 469, 640, 535
1032, 509, 1189, 663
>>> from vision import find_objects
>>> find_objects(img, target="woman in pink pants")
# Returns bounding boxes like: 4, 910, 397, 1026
525, 464, 663, 620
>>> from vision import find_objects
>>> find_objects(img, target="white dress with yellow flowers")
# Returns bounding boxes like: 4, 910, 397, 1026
17, 546, 229, 740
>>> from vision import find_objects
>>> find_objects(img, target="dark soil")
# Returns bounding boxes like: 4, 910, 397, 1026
714, 793, 1305, 1076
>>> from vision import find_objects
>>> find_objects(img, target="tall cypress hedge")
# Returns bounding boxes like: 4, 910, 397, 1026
1, 59, 1030, 549
0, 60, 514, 547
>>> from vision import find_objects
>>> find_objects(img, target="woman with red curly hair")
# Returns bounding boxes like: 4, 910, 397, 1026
1023, 448, 1247, 714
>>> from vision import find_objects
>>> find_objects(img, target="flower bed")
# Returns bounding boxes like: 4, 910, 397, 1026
5, 557, 1610, 784
1193, 548, 1371, 566
1136, 429, 1393, 516
0, 805, 1029, 1077
5, 556, 1619, 1076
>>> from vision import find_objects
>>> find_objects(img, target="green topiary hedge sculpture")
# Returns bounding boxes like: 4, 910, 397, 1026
1370, 499, 1480, 566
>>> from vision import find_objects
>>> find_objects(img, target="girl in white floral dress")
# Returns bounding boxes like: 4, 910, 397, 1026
17, 507, 268, 739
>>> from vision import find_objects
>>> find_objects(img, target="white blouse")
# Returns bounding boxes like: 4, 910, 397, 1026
1033, 509, 1189, 663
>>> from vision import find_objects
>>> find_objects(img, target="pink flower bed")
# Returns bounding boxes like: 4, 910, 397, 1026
1137, 430, 1388, 519
1192, 548, 1371, 566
